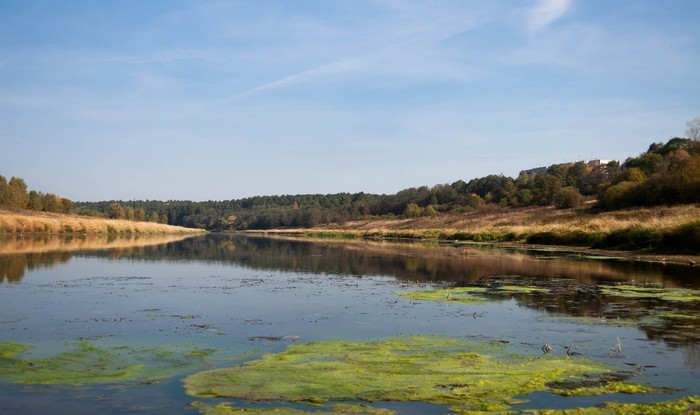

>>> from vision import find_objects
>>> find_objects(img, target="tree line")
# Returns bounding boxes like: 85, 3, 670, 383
0, 175, 73, 213
71, 136, 700, 231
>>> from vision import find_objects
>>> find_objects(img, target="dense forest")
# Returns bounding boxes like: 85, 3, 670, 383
3, 136, 699, 232
71, 137, 700, 231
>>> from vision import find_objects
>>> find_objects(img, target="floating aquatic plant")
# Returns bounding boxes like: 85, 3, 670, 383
600, 285, 700, 303
189, 395, 700, 415
183, 335, 652, 413
195, 402, 397, 415
520, 395, 700, 414
397, 287, 489, 303
0, 340, 216, 386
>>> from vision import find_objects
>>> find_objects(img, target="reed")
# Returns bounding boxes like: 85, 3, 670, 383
0, 209, 205, 236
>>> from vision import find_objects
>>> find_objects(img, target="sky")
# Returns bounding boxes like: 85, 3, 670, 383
1, 0, 699, 202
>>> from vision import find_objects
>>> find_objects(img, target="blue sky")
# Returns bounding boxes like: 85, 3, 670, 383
1, 0, 699, 202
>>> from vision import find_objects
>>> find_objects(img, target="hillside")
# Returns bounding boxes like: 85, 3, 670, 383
270, 204, 700, 256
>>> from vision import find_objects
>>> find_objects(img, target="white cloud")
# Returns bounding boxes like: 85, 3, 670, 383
525, 0, 572, 34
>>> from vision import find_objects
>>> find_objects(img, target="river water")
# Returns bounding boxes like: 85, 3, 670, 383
0, 233, 698, 414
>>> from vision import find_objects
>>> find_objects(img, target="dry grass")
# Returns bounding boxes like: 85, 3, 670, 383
0, 208, 205, 236
286, 204, 700, 238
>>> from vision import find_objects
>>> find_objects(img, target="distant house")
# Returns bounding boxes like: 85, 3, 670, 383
586, 159, 613, 167
519, 160, 615, 178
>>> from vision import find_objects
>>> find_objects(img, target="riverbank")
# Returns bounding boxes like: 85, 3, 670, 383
255, 204, 700, 259
0, 208, 205, 235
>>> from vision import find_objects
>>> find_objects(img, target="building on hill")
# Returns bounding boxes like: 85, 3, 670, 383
586, 159, 613, 167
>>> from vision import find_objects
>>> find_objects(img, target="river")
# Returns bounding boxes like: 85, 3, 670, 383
0, 233, 698, 414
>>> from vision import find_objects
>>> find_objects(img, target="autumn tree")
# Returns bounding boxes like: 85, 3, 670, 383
5, 177, 29, 209
109, 203, 126, 219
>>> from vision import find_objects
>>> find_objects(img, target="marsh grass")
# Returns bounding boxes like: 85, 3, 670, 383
0, 208, 205, 236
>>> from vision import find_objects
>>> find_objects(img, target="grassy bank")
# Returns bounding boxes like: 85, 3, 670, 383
263, 204, 700, 255
0, 208, 205, 236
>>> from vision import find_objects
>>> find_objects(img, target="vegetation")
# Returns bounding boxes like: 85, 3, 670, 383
70, 135, 699, 235
184, 335, 653, 413
0, 175, 73, 213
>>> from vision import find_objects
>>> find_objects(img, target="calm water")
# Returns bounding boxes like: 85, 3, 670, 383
0, 233, 699, 414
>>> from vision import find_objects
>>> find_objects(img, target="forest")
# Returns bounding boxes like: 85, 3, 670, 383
2, 137, 699, 232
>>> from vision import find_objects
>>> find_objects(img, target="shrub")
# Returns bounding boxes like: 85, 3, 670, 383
526, 230, 602, 247
553, 187, 583, 209
660, 220, 700, 254
593, 225, 662, 251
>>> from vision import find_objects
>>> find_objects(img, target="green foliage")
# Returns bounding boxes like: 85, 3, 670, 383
553, 187, 583, 209
526, 230, 603, 247
0, 174, 72, 213
659, 219, 700, 254
403, 203, 423, 218
594, 225, 664, 251
422, 205, 438, 217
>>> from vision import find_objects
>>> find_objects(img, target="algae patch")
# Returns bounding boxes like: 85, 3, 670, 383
196, 402, 397, 415
521, 395, 700, 414
0, 340, 216, 386
397, 287, 489, 304
600, 285, 700, 303
183, 335, 650, 413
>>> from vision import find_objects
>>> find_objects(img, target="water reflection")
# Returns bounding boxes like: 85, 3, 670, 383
2, 233, 698, 286
1, 233, 698, 352
0, 234, 197, 283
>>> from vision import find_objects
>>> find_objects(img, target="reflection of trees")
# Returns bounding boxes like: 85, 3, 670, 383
0, 252, 71, 283
113, 234, 695, 287
0, 234, 196, 284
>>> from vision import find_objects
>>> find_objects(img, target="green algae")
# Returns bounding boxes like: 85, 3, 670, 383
0, 340, 216, 386
398, 287, 489, 304
196, 402, 397, 415
184, 335, 650, 413
398, 284, 550, 306
520, 395, 700, 415
600, 285, 700, 303
496, 285, 549, 294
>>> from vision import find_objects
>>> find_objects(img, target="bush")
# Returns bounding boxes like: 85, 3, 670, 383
553, 187, 583, 209
526, 230, 602, 247
593, 225, 662, 251
660, 220, 700, 254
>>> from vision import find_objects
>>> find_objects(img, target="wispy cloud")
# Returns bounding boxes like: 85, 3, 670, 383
0, 59, 8, 70
232, 58, 361, 99
525, 0, 572, 34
